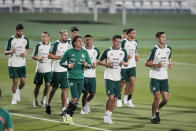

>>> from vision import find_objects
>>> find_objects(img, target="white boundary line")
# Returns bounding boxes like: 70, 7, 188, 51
10, 113, 111, 131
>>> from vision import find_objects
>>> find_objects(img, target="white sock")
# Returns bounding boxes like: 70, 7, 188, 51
42, 96, 47, 102
124, 95, 128, 99
62, 107, 66, 111
105, 110, 112, 117
12, 93, 17, 100
156, 110, 159, 112
152, 116, 156, 119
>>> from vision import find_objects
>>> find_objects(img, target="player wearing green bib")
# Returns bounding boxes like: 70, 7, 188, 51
32, 32, 51, 108
4, 24, 30, 105
98, 35, 128, 124
60, 36, 91, 124
145, 32, 173, 124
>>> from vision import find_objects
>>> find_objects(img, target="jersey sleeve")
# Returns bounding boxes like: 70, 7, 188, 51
121, 40, 126, 49
24, 37, 30, 49
94, 47, 100, 60
146, 47, 157, 61
32, 44, 40, 56
49, 42, 58, 55
5, 37, 14, 51
122, 49, 128, 62
99, 48, 110, 61
60, 50, 69, 68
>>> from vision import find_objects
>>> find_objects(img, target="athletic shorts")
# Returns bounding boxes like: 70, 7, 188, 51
68, 78, 84, 100
34, 72, 51, 85
83, 77, 96, 94
104, 79, 120, 98
8, 66, 26, 79
150, 78, 169, 93
51, 72, 69, 89
121, 67, 136, 81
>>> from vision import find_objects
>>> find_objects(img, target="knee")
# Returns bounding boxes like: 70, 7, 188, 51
154, 98, 160, 103
163, 98, 168, 103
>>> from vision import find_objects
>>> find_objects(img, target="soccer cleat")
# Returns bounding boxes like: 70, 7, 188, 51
16, 89, 21, 102
117, 99, 123, 107
80, 107, 88, 114
40, 100, 46, 108
61, 110, 67, 116
126, 99, 135, 108
151, 117, 160, 124
65, 114, 73, 125
104, 115, 113, 124
156, 112, 160, 122
11, 99, 17, 104
46, 105, 51, 114
33, 100, 38, 108
85, 103, 90, 113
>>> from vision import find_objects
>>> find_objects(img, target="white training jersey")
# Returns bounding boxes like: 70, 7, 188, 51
32, 42, 52, 73
146, 44, 172, 80
5, 35, 29, 67
99, 47, 128, 81
83, 46, 100, 78
121, 38, 138, 69
49, 40, 72, 72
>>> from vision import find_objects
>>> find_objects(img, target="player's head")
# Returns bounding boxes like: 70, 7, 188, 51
84, 35, 93, 47
127, 28, 136, 39
112, 35, 121, 49
16, 24, 24, 37
71, 26, 79, 39
41, 32, 50, 44
156, 32, 166, 44
59, 29, 69, 42
72, 36, 83, 48
122, 29, 128, 38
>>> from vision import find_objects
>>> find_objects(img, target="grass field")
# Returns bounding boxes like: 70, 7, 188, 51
0, 13, 196, 131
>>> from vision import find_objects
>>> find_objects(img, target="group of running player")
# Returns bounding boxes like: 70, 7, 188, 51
4, 24, 172, 125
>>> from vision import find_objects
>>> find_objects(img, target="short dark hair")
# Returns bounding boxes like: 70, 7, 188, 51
126, 28, 135, 35
156, 32, 165, 38
112, 35, 121, 41
72, 35, 83, 47
16, 24, 24, 30
71, 26, 79, 32
42, 31, 50, 36
84, 34, 92, 39
123, 29, 128, 33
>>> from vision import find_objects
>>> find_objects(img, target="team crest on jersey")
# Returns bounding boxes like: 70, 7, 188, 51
70, 82, 73, 86
107, 90, 110, 94
110, 53, 113, 56
167, 51, 169, 54
120, 53, 122, 56
153, 87, 156, 91
81, 53, 85, 58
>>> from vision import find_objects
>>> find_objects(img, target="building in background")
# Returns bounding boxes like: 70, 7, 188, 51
0, 0, 196, 14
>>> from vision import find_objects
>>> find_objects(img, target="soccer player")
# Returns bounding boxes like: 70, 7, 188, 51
80, 35, 100, 114
0, 89, 14, 131
120, 28, 139, 107
45, 30, 71, 115
98, 35, 128, 124
32, 32, 51, 108
117, 28, 130, 107
4, 24, 30, 104
145, 32, 172, 124
60, 36, 91, 124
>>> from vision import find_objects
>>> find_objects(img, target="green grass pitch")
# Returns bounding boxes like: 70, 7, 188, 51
0, 13, 196, 131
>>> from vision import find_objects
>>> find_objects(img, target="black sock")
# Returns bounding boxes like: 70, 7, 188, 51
67, 101, 78, 117
127, 94, 132, 101
118, 94, 121, 100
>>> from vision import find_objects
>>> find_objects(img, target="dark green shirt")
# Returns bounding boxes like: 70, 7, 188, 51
0, 108, 13, 130
60, 48, 91, 79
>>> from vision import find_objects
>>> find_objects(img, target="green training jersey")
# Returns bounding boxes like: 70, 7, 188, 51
60, 48, 91, 79
0, 108, 13, 130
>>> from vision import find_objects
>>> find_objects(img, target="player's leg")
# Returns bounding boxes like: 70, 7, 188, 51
33, 72, 43, 107
124, 79, 130, 104
159, 92, 169, 110
150, 78, 161, 124
60, 72, 69, 115
118, 69, 127, 107
11, 78, 18, 104
81, 78, 88, 114
41, 72, 51, 107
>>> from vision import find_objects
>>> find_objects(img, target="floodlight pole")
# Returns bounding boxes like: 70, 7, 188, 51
122, 0, 126, 25
94, 1, 98, 22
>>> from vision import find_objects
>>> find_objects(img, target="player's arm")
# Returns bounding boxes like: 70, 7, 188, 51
7, 128, 14, 131
98, 49, 113, 68
4, 38, 15, 55
21, 37, 30, 58
120, 49, 128, 67
145, 47, 162, 68
48, 43, 61, 59
31, 44, 42, 61
59, 51, 69, 68
168, 58, 173, 70
135, 51, 139, 62
93, 47, 101, 68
